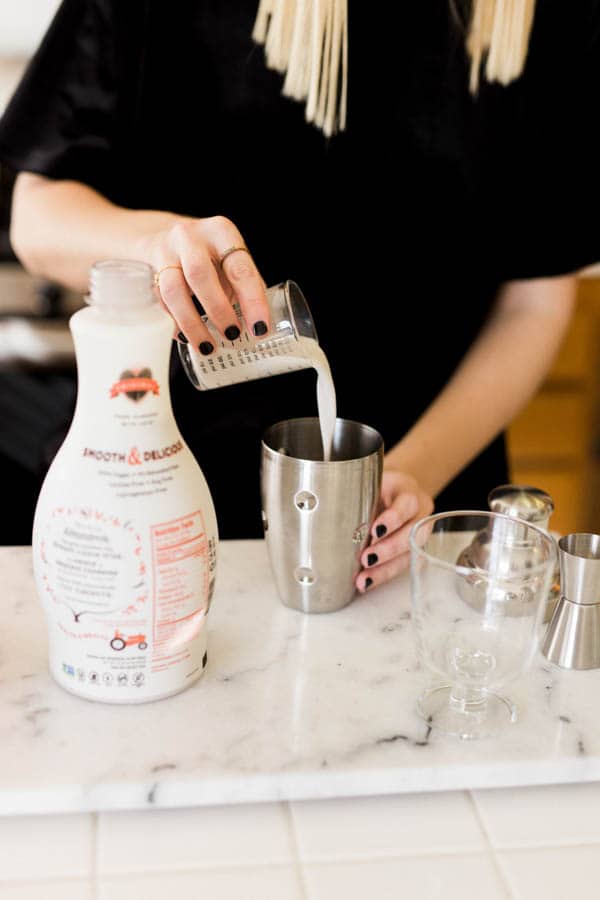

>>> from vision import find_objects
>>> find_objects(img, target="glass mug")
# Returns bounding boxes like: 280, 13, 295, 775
178, 281, 319, 390
410, 511, 557, 740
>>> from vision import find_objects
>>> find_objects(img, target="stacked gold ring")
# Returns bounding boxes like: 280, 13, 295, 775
218, 245, 251, 267
154, 265, 183, 287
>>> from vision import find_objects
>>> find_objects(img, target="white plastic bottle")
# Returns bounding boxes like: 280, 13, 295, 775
32, 260, 218, 703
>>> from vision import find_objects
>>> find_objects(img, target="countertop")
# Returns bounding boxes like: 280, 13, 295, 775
1, 541, 600, 818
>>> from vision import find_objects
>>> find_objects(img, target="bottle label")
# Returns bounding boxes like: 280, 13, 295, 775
39, 503, 213, 702
149, 511, 210, 674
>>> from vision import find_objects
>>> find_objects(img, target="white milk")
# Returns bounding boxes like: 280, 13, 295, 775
186, 333, 337, 460
296, 337, 337, 462
32, 261, 218, 704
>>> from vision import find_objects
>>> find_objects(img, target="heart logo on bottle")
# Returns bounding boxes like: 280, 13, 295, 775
121, 368, 152, 402
109, 368, 160, 402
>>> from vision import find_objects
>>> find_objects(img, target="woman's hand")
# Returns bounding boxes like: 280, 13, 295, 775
134, 216, 270, 354
356, 469, 434, 593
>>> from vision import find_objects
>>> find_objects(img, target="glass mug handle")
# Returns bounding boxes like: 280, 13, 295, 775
177, 280, 318, 391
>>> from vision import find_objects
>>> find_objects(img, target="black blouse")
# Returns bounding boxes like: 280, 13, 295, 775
1, 0, 599, 537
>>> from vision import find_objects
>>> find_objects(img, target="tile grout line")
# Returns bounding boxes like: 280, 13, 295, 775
285, 801, 310, 900
91, 812, 99, 900
467, 791, 516, 900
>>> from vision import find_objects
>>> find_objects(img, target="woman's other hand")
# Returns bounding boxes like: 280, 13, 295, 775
134, 216, 270, 354
356, 469, 433, 593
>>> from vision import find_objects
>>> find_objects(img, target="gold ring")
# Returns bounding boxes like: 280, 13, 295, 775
154, 265, 183, 287
219, 245, 251, 268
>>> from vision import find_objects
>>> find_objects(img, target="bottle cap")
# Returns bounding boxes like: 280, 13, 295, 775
88, 260, 155, 311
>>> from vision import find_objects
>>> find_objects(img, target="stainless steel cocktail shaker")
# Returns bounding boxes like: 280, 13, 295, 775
488, 484, 559, 621
261, 418, 383, 613
456, 484, 559, 621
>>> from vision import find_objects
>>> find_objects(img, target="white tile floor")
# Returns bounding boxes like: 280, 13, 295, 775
2, 783, 600, 899
0, 813, 93, 881
303, 855, 507, 900
97, 803, 294, 873
291, 792, 486, 861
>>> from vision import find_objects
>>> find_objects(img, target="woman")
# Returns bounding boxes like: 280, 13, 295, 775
0, 0, 596, 589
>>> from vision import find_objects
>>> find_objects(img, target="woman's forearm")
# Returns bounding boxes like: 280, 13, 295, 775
385, 275, 577, 497
11, 173, 180, 291
11, 173, 271, 347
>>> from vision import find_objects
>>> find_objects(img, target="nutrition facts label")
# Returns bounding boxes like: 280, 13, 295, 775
149, 511, 209, 674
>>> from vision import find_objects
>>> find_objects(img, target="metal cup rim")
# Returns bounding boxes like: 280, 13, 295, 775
558, 532, 600, 562
261, 416, 383, 466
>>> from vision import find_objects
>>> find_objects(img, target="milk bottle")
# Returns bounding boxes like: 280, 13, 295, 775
32, 261, 218, 703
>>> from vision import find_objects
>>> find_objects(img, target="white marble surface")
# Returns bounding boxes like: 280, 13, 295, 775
1, 541, 599, 816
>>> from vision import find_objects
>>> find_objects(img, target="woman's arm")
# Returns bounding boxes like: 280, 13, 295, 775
358, 275, 576, 591
10, 173, 270, 347
386, 275, 576, 494
11, 174, 178, 290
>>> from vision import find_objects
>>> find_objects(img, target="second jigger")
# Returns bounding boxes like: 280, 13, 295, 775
542, 533, 600, 670
261, 418, 383, 613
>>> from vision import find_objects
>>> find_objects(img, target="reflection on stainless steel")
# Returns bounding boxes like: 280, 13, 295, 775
543, 533, 600, 669
488, 484, 560, 622
488, 484, 554, 528
456, 484, 559, 620
456, 512, 552, 618
261, 417, 383, 614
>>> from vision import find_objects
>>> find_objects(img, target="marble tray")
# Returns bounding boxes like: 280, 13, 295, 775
1, 542, 599, 816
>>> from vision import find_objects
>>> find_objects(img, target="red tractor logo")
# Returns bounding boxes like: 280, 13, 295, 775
110, 630, 148, 651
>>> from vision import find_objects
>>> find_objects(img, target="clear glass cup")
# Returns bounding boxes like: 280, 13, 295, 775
410, 511, 557, 740
178, 280, 319, 390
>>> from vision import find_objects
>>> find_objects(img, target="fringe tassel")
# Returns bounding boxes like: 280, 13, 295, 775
467, 0, 536, 93
255, 1, 537, 130
253, 0, 348, 136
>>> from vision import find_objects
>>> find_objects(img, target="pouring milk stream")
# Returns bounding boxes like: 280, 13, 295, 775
178, 281, 337, 460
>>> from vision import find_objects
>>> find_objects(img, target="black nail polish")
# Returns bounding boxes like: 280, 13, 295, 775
367, 552, 378, 567
199, 341, 214, 355
376, 524, 387, 539
225, 325, 241, 341
191, 294, 206, 316
365, 577, 373, 590
177, 332, 188, 344
253, 320, 268, 337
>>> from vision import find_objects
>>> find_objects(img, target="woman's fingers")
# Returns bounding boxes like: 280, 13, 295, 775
357, 551, 411, 593
151, 216, 269, 344
356, 470, 435, 593
174, 221, 242, 340
361, 519, 413, 570
201, 216, 270, 337
155, 264, 215, 352
358, 511, 433, 592
370, 492, 419, 543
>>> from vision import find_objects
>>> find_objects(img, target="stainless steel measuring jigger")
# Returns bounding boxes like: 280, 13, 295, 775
542, 533, 600, 670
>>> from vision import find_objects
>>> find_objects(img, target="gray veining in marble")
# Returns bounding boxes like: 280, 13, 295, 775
1, 542, 599, 815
